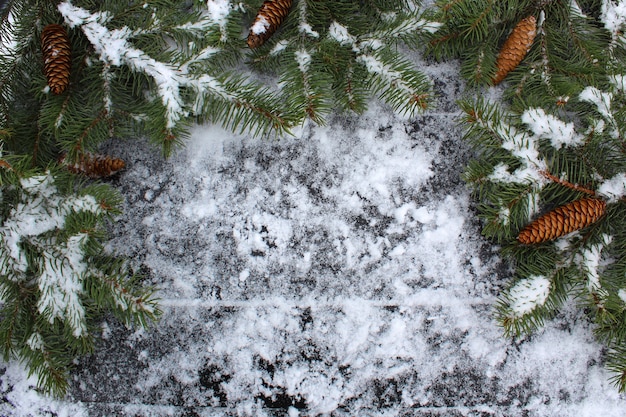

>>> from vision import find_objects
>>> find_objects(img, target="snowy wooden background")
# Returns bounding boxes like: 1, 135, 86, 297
2, 57, 626, 416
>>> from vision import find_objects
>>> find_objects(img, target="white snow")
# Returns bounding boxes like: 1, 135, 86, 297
601, 0, 626, 33
598, 172, 626, 202
298, 0, 319, 38
2, 104, 624, 415
478, 110, 549, 186
0, 362, 87, 417
579, 86, 618, 136
294, 49, 311, 72
12, 91, 613, 415
507, 275, 551, 317
250, 16, 270, 35
578, 235, 612, 297
206, 0, 231, 24
521, 107, 584, 148
328, 21, 356, 46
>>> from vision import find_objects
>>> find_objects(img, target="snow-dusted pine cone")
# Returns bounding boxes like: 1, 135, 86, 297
61, 152, 125, 178
247, 0, 293, 48
517, 198, 606, 244
493, 16, 537, 85
41, 24, 71, 95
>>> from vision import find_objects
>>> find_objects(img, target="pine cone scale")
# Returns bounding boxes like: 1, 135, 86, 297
517, 198, 606, 244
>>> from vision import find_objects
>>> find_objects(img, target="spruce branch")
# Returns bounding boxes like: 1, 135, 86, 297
429, 0, 611, 98
53, 0, 293, 155
0, 161, 159, 396
462, 72, 626, 389
247, 0, 435, 121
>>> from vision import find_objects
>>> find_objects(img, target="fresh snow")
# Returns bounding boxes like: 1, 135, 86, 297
598, 172, 626, 202
507, 276, 551, 317
521, 108, 583, 148
601, 0, 626, 33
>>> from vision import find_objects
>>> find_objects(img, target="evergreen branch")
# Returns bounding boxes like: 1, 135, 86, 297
358, 48, 432, 115
0, 164, 157, 395
192, 73, 297, 137
58, 1, 292, 152
497, 268, 572, 337
607, 344, 626, 392
85, 261, 161, 328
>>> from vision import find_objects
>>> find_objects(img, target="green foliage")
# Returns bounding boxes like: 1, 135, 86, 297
2, 0, 623, 400
0, 0, 438, 398
428, 0, 610, 101
461, 87, 626, 389
1, 0, 296, 161
246, 0, 436, 124
453, 0, 626, 392
0, 159, 160, 396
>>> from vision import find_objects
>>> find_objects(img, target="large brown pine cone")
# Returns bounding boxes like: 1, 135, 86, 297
41, 24, 72, 95
493, 16, 537, 85
517, 198, 606, 244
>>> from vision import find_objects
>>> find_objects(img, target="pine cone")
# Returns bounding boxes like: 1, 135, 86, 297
41, 24, 72, 95
493, 16, 537, 85
61, 152, 125, 178
517, 198, 606, 244
247, 0, 293, 48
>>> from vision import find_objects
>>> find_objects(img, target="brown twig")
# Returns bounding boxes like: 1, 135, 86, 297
540, 170, 597, 196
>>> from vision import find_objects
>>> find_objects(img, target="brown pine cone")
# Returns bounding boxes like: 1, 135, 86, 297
247, 0, 293, 48
61, 152, 125, 178
41, 24, 72, 95
517, 198, 606, 244
493, 16, 537, 85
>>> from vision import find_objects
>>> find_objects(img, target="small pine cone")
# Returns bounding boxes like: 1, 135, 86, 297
517, 198, 606, 244
493, 16, 537, 85
41, 24, 72, 94
61, 152, 125, 178
247, 0, 293, 48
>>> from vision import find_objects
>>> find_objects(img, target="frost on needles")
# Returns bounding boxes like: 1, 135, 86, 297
0, 161, 160, 396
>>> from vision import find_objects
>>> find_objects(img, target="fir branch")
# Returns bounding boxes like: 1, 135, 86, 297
0, 164, 157, 395
606, 344, 626, 392
57, 1, 293, 153
247, 0, 435, 121
462, 52, 626, 390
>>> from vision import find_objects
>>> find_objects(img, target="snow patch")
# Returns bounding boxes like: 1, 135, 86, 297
508, 276, 551, 317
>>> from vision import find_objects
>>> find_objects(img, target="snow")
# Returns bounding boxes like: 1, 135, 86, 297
0, 72, 615, 414
250, 17, 270, 35
578, 235, 612, 297
521, 108, 583, 148
598, 172, 626, 202
579, 86, 618, 136
294, 49, 311, 72
296, 0, 319, 39
601, 0, 626, 33
206, 0, 231, 24
507, 276, 551, 317
328, 21, 355, 46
